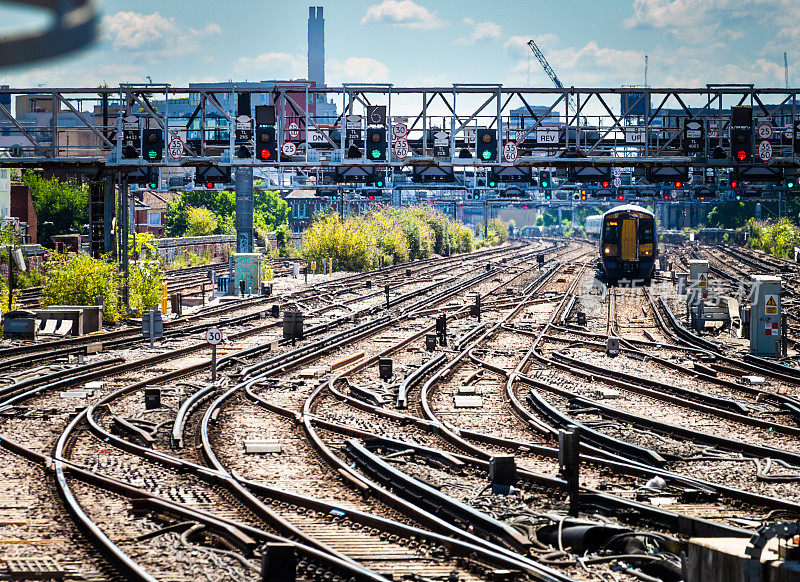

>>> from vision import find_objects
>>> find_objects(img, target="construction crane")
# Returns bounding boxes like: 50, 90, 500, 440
527, 39, 578, 118
785, 52, 789, 89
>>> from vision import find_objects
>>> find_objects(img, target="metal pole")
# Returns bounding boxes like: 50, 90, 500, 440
211, 344, 217, 382
122, 179, 130, 311
149, 310, 154, 349
7, 245, 12, 312
559, 427, 581, 517
235, 166, 254, 253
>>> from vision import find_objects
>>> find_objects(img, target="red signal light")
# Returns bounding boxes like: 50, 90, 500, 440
699, 196, 705, 201
675, 181, 682, 188
523, 205, 527, 209
617, 194, 624, 201
736, 150, 747, 161
260, 148, 271, 160
731, 180, 738, 189
460, 204, 464, 209
663, 194, 669, 200
429, 200, 434, 205
205, 181, 214, 189
602, 181, 609, 188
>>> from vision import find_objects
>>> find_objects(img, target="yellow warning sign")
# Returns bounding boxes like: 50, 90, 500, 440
698, 274, 707, 287
765, 294, 778, 315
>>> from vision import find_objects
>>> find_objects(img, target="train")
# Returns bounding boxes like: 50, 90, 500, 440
585, 214, 603, 237
593, 205, 658, 283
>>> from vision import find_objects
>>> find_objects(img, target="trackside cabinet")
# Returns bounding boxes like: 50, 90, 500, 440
231, 253, 262, 297
749, 275, 781, 356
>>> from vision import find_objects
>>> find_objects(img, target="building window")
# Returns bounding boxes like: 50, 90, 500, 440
293, 203, 309, 219
148, 212, 161, 226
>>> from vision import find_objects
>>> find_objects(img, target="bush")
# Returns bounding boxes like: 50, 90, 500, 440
301, 206, 490, 272
746, 217, 800, 258
42, 253, 121, 321
129, 258, 163, 316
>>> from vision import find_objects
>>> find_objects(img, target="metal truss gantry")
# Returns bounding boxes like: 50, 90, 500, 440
1, 84, 799, 172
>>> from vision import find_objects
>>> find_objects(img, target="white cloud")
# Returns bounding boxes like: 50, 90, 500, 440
455, 17, 502, 45
360, 0, 444, 30
328, 57, 390, 84
504, 34, 559, 57
625, 0, 711, 28
101, 11, 221, 56
234, 53, 306, 78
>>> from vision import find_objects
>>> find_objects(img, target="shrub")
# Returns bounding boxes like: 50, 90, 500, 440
129, 258, 163, 316
42, 253, 121, 321
301, 206, 489, 272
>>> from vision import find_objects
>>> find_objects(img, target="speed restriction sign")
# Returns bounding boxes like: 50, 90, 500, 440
392, 123, 408, 139
503, 141, 518, 163
168, 137, 184, 159
205, 327, 222, 345
281, 142, 297, 157
758, 139, 773, 162
393, 137, 410, 158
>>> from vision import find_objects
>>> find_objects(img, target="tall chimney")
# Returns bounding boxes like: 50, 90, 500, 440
308, 6, 325, 88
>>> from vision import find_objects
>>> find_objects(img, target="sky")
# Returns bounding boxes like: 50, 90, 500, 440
0, 0, 797, 90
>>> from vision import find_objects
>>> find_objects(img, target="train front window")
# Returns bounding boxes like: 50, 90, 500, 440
603, 221, 619, 242
639, 218, 654, 243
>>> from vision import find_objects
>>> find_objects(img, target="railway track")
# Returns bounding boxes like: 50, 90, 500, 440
4, 238, 800, 581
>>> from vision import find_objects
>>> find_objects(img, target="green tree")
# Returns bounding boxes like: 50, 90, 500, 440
186, 207, 218, 237
275, 224, 292, 257
23, 171, 88, 246
165, 189, 235, 237
254, 189, 290, 230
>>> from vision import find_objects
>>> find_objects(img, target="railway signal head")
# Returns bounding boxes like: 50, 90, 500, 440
366, 127, 387, 161
539, 171, 550, 189
256, 126, 277, 162
580, 190, 587, 201
477, 129, 497, 162
142, 128, 163, 162
730, 106, 753, 164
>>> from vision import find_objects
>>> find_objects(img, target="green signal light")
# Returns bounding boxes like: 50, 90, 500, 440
370, 149, 381, 159
481, 149, 492, 160
149, 182, 157, 189
147, 150, 157, 160
376, 180, 384, 187
489, 181, 496, 188
735, 194, 741, 200
788, 181, 795, 189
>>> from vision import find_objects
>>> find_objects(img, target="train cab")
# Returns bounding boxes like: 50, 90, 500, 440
599, 205, 657, 283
